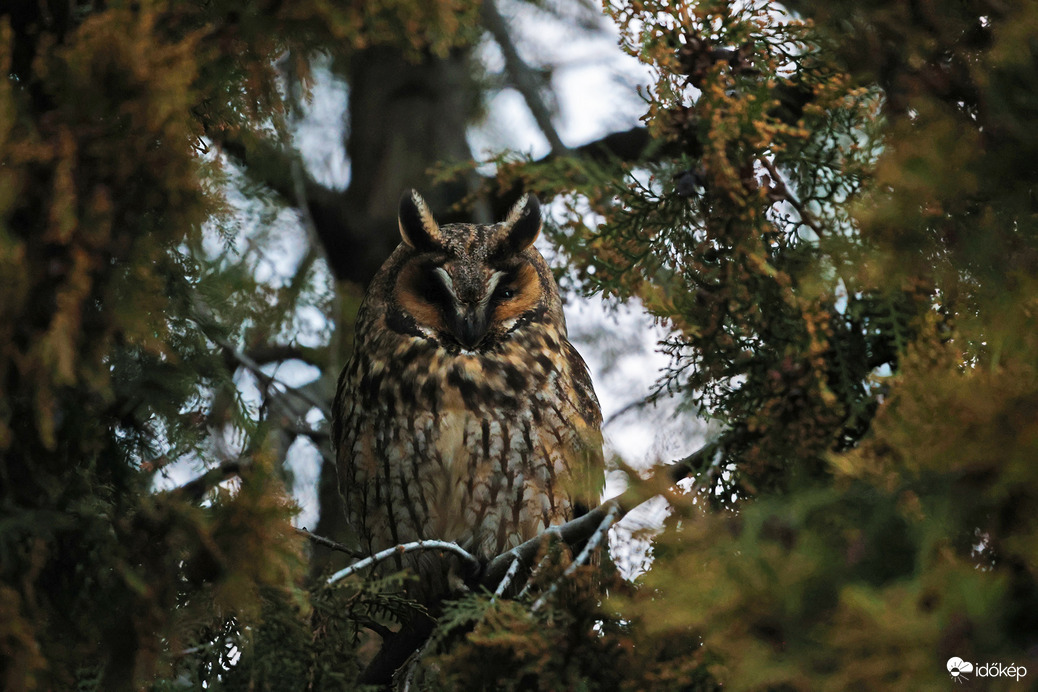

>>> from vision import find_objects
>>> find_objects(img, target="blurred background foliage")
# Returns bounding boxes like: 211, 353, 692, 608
1, 0, 1036, 689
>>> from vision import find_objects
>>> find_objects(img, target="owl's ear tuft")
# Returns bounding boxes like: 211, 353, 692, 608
496, 193, 541, 254
399, 189, 443, 251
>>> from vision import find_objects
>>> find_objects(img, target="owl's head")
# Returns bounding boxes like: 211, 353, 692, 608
383, 189, 563, 353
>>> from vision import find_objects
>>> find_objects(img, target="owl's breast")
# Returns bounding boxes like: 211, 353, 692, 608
337, 328, 601, 558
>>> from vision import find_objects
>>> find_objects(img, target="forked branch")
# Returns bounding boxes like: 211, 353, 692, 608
530, 503, 620, 611
317, 437, 727, 593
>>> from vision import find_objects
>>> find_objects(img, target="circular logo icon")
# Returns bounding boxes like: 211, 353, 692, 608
947, 657, 974, 683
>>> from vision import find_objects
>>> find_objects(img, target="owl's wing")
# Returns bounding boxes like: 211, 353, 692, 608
561, 339, 605, 508
563, 339, 603, 429
332, 356, 380, 553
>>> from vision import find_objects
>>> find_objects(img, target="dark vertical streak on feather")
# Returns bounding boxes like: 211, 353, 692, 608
481, 419, 491, 460
516, 420, 534, 534
377, 436, 403, 570
491, 423, 509, 506
397, 449, 426, 541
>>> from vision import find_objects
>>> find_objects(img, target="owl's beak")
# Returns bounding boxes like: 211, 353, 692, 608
449, 306, 489, 350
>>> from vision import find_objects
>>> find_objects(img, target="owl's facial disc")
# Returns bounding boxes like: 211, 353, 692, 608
395, 259, 537, 350
438, 268, 505, 350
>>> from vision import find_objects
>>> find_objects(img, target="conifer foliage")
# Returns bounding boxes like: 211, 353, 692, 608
491, 0, 1038, 688
0, 1, 473, 689
2, 0, 1037, 690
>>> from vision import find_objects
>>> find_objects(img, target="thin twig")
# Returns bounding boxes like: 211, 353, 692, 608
481, 0, 568, 156
759, 156, 823, 236
570, 503, 621, 570
214, 331, 332, 419
481, 436, 732, 587
401, 634, 436, 692
297, 527, 365, 559
188, 293, 333, 419
245, 343, 322, 367
492, 557, 522, 600
483, 500, 624, 589
327, 540, 481, 585
602, 395, 653, 429
530, 503, 620, 612
516, 548, 553, 601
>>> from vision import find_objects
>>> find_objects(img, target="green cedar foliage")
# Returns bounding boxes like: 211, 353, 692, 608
479, 0, 1038, 689
0, 1, 476, 690
5, 0, 1038, 689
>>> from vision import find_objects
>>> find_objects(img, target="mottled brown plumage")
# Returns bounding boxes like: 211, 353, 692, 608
333, 191, 603, 586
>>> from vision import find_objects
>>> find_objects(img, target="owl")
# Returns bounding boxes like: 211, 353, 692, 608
333, 190, 603, 591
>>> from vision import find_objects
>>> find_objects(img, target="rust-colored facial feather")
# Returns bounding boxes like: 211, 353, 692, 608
394, 261, 448, 334
492, 262, 540, 324
389, 211, 551, 352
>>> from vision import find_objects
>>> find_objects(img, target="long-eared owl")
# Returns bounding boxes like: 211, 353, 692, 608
333, 190, 603, 582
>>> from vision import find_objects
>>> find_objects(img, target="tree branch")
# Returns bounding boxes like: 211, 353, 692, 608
491, 556, 522, 600
569, 126, 672, 163
759, 155, 824, 236
530, 503, 619, 611
516, 549, 552, 600
243, 346, 329, 417
245, 343, 324, 368
309, 438, 731, 592
602, 395, 653, 429
169, 460, 245, 502
284, 422, 330, 443
297, 527, 365, 559
187, 292, 332, 419
481, 499, 619, 588
668, 435, 727, 484
212, 330, 333, 420
481, 0, 567, 156
327, 540, 481, 585
481, 436, 728, 587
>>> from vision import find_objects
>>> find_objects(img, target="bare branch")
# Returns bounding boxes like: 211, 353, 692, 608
186, 292, 332, 420
668, 435, 727, 484
492, 557, 522, 600
572, 502, 621, 570
224, 336, 332, 418
245, 343, 324, 368
481, 436, 729, 587
327, 540, 481, 585
602, 395, 653, 429
531, 503, 620, 611
401, 636, 435, 692
481, 0, 567, 156
168, 459, 245, 502
297, 527, 365, 559
482, 499, 619, 588
210, 330, 333, 420
759, 156, 824, 236
516, 549, 552, 600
